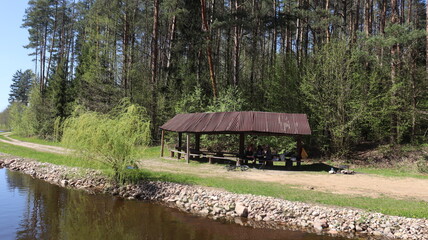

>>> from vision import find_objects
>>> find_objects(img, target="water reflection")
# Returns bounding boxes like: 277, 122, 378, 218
0, 169, 348, 240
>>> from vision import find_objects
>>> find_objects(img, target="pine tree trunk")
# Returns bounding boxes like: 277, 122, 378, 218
406, 0, 412, 24
296, 0, 302, 64
150, 0, 160, 137
272, 0, 277, 63
390, 0, 399, 143
379, 0, 386, 34
46, 2, 59, 84
364, 0, 372, 36
165, 15, 177, 84
233, 0, 240, 86
325, 0, 330, 43
201, 0, 218, 98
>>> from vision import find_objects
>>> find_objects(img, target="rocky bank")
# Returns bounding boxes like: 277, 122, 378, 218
0, 154, 427, 240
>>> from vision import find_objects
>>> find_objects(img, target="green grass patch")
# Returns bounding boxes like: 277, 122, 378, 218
1, 141, 428, 218
0, 141, 105, 170
356, 167, 428, 179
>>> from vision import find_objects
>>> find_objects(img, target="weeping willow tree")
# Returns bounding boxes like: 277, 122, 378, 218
62, 100, 151, 182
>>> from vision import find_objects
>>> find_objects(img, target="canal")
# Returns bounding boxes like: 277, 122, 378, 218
0, 168, 349, 240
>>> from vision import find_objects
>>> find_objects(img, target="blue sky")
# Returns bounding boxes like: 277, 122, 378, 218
0, 1, 33, 112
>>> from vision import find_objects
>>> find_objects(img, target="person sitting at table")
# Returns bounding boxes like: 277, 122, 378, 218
264, 145, 272, 160
254, 145, 264, 165
244, 144, 255, 164
245, 144, 255, 157
264, 145, 274, 167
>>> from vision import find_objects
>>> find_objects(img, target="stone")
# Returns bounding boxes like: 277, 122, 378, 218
213, 207, 222, 214
314, 219, 328, 231
235, 202, 248, 218
60, 180, 68, 187
200, 209, 209, 216
234, 218, 244, 225
384, 227, 391, 234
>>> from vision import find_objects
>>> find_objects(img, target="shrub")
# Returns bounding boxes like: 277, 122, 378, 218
416, 155, 428, 174
62, 101, 151, 183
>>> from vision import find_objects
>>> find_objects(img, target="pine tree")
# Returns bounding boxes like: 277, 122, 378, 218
8, 69, 35, 105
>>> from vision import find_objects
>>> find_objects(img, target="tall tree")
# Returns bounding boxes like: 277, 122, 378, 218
201, 0, 218, 98
9, 70, 35, 105
150, 0, 160, 136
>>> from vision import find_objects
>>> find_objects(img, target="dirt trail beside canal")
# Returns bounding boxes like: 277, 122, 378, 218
138, 158, 428, 202
0, 132, 72, 154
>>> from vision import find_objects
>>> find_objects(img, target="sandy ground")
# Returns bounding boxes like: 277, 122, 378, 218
0, 132, 72, 154
138, 157, 428, 202
1, 132, 428, 202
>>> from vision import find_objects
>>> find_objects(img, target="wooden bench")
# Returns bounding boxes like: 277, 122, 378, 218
170, 149, 201, 159
205, 155, 239, 164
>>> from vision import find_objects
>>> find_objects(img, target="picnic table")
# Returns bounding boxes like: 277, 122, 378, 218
169, 148, 240, 164
243, 154, 302, 168
168, 148, 302, 168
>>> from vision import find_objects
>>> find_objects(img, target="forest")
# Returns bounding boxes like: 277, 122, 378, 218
1, 0, 428, 156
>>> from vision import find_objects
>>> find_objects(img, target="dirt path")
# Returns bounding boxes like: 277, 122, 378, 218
0, 132, 72, 155
138, 157, 428, 202
1, 133, 428, 202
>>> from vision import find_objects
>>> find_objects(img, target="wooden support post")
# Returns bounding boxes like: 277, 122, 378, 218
239, 134, 245, 156
296, 136, 302, 168
186, 134, 190, 164
195, 133, 201, 160
178, 132, 182, 159
195, 133, 201, 152
160, 130, 165, 157
238, 133, 245, 166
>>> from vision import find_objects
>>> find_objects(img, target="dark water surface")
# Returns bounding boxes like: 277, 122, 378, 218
0, 168, 349, 240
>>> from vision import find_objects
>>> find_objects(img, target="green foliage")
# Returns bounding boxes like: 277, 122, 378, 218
9, 102, 37, 137
0, 107, 11, 131
301, 41, 369, 155
207, 86, 247, 112
62, 100, 151, 183
8, 69, 34, 105
264, 56, 301, 113
416, 155, 428, 174
174, 86, 207, 113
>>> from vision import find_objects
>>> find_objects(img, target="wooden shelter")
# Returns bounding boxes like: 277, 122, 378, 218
159, 111, 311, 164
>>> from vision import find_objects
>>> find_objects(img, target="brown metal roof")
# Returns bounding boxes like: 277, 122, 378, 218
160, 111, 311, 135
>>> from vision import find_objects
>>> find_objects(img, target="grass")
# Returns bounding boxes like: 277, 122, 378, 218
355, 167, 428, 179
0, 141, 105, 170
1, 140, 428, 219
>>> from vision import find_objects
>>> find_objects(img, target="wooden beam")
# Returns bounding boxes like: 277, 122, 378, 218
186, 134, 190, 164
178, 132, 182, 159
160, 130, 165, 157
